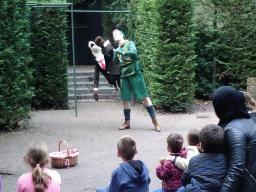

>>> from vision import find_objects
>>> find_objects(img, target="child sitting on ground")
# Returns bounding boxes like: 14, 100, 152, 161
170, 129, 201, 170
17, 142, 61, 192
153, 133, 187, 192
96, 135, 151, 192
177, 124, 227, 192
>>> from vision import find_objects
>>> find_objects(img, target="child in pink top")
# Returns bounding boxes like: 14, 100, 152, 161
153, 133, 187, 192
17, 142, 61, 192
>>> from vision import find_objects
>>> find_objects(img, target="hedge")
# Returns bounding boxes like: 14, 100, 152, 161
133, 0, 197, 111
212, 0, 256, 89
0, 0, 34, 129
30, 7, 69, 109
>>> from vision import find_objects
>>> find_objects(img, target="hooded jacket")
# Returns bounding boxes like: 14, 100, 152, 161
212, 86, 256, 192
156, 148, 187, 191
179, 153, 227, 192
105, 160, 150, 192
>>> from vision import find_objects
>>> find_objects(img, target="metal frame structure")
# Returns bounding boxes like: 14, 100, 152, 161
27, 2, 132, 117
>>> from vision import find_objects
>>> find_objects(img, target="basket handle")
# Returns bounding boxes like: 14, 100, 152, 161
58, 140, 70, 158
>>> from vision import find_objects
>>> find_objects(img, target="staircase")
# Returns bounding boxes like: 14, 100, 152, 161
68, 66, 120, 101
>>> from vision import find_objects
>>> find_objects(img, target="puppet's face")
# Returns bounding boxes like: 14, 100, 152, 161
113, 30, 124, 42
88, 41, 106, 69
88, 41, 102, 54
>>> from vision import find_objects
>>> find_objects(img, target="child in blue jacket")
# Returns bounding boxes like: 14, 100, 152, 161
177, 124, 227, 192
96, 135, 151, 192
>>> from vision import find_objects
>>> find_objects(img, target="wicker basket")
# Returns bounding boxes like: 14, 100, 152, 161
49, 140, 79, 168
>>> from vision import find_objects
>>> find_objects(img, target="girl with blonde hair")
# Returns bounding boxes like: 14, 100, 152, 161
17, 142, 61, 192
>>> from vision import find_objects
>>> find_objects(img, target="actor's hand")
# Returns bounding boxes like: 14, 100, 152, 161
113, 49, 123, 55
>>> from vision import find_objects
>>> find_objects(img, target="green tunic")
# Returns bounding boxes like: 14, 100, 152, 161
114, 41, 148, 101
114, 41, 143, 78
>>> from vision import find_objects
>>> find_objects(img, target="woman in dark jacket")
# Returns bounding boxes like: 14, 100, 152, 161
212, 86, 256, 192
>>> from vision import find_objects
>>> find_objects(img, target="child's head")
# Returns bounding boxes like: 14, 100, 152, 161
24, 142, 50, 167
199, 124, 224, 153
117, 135, 137, 161
167, 133, 183, 153
24, 142, 51, 192
241, 91, 256, 112
187, 129, 200, 146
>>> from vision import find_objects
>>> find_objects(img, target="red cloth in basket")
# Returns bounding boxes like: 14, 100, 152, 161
50, 140, 79, 168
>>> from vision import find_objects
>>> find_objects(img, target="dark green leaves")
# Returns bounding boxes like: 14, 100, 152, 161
0, 0, 33, 129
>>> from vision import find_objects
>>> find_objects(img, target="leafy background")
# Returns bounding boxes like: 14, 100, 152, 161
0, 0, 256, 129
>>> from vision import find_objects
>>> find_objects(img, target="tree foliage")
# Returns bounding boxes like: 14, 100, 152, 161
211, 0, 256, 89
101, 0, 132, 42
103, 0, 197, 111
193, 1, 219, 99
0, 0, 34, 129
30, 7, 69, 109
134, 0, 197, 111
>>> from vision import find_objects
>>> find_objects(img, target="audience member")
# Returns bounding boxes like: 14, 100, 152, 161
17, 142, 61, 192
96, 135, 151, 192
171, 129, 201, 170
241, 91, 256, 122
153, 133, 187, 192
212, 86, 256, 192
177, 124, 227, 192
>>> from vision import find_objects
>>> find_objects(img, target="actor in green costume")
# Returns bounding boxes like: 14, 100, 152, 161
113, 29, 161, 132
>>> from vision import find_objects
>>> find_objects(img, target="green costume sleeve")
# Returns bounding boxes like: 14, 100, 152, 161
115, 50, 123, 55
123, 41, 139, 61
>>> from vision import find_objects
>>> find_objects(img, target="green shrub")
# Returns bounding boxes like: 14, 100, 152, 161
134, 0, 197, 111
30, 7, 69, 109
0, 0, 33, 129
101, 0, 132, 41
212, 0, 256, 89
193, 1, 219, 99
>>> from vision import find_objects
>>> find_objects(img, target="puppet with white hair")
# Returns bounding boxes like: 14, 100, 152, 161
88, 36, 120, 101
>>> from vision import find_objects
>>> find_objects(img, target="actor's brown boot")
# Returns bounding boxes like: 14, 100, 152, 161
119, 120, 130, 130
152, 118, 161, 132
